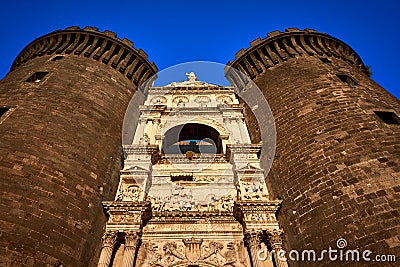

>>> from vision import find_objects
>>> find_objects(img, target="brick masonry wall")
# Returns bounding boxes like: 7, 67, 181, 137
0, 51, 152, 266
230, 32, 400, 266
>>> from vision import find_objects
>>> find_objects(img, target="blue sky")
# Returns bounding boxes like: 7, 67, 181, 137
0, 0, 399, 98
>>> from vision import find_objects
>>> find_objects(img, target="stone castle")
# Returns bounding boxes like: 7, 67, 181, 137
0, 26, 399, 266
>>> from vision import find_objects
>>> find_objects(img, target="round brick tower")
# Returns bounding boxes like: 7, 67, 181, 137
0, 26, 157, 266
227, 28, 400, 265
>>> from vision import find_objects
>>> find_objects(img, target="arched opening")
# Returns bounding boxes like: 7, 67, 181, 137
162, 123, 222, 154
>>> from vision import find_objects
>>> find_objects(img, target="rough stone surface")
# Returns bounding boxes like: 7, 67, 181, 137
229, 33, 400, 266
0, 29, 156, 266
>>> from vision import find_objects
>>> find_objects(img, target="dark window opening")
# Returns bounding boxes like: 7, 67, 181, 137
336, 74, 357, 86
171, 173, 193, 182
374, 111, 400, 125
25, 72, 48, 82
51, 55, 64, 61
320, 57, 331, 63
0, 107, 9, 118
162, 123, 222, 154
0, 107, 13, 124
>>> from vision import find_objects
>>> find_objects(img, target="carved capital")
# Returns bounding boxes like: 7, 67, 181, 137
267, 229, 284, 249
244, 230, 263, 249
101, 231, 118, 248
124, 230, 141, 248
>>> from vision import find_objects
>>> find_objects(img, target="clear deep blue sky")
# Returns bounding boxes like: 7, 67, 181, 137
0, 0, 399, 98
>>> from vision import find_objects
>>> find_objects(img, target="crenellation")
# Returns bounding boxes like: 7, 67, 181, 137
10, 27, 157, 87
285, 27, 301, 32
234, 48, 246, 59
249, 37, 263, 47
103, 30, 117, 38
228, 29, 372, 78
83, 26, 99, 32
121, 37, 134, 47
137, 48, 148, 59
65, 25, 80, 30
267, 30, 281, 37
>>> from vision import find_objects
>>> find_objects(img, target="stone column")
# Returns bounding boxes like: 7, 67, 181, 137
97, 231, 118, 267
122, 231, 140, 267
267, 229, 288, 267
244, 230, 264, 267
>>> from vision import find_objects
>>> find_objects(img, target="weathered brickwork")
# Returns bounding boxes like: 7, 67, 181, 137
228, 29, 400, 266
0, 27, 156, 266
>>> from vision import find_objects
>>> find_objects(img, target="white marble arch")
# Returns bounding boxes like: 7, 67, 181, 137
160, 118, 232, 153
161, 118, 229, 138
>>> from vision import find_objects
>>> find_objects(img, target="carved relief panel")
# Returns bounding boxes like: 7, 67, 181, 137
136, 239, 251, 267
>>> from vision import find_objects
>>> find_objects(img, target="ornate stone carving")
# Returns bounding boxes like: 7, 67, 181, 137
136, 242, 163, 267
243, 212, 276, 223
150, 189, 236, 213
165, 72, 218, 87
222, 241, 249, 267
216, 95, 233, 104
101, 231, 118, 248
156, 153, 228, 164
172, 96, 189, 106
244, 230, 263, 249
108, 211, 141, 224
150, 96, 167, 104
136, 240, 250, 266
102, 201, 152, 228
116, 185, 143, 202
163, 241, 186, 260
195, 95, 211, 103
125, 185, 142, 201
124, 231, 140, 248
98, 231, 119, 267
199, 241, 224, 261
267, 229, 284, 249
183, 237, 203, 263
186, 72, 196, 82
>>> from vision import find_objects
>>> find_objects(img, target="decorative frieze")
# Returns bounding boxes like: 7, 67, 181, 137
136, 239, 250, 267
